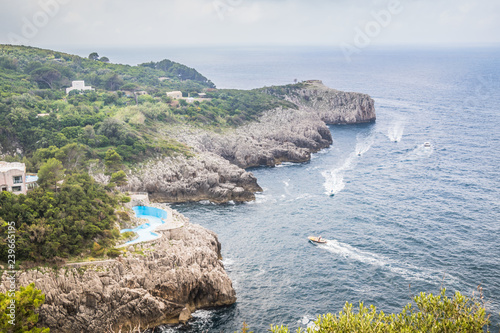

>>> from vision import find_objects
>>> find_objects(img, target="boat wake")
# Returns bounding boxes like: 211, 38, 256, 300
387, 120, 405, 142
401, 143, 434, 162
322, 133, 374, 196
317, 239, 457, 284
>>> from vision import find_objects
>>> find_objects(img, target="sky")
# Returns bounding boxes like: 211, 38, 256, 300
1, 0, 499, 50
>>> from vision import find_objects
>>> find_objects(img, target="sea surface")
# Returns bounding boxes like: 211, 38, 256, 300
92, 46, 500, 332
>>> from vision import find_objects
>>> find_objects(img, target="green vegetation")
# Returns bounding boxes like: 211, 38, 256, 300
0, 172, 117, 262
266, 289, 490, 333
0, 283, 49, 333
0, 44, 296, 170
0, 44, 305, 262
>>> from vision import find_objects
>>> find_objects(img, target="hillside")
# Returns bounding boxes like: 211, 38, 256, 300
0, 45, 375, 204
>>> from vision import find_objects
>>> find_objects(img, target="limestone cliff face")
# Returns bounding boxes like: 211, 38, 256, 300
270, 80, 376, 124
1, 222, 236, 332
180, 107, 333, 169
117, 81, 375, 204
124, 152, 262, 203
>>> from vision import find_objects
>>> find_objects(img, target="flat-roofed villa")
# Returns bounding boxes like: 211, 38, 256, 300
0, 162, 38, 195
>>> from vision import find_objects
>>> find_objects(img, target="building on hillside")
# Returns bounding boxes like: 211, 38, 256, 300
26, 173, 38, 191
198, 93, 207, 98
166, 91, 183, 99
66, 80, 94, 94
0, 162, 28, 195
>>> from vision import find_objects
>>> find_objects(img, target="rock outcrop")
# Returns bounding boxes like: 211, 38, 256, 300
281, 80, 376, 124
125, 152, 262, 203
183, 107, 333, 169
112, 81, 375, 204
1, 221, 236, 332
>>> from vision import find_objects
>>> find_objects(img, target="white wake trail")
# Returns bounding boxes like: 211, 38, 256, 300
316, 239, 457, 284
387, 120, 405, 142
323, 133, 374, 196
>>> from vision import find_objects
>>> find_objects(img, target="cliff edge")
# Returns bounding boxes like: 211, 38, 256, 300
1, 220, 236, 332
120, 81, 375, 203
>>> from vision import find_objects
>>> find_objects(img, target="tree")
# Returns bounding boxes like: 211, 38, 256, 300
0, 283, 50, 333
37, 158, 65, 191
30, 67, 62, 89
104, 73, 124, 91
88, 52, 99, 61
110, 170, 127, 187
270, 288, 490, 333
104, 148, 123, 173
99, 56, 109, 63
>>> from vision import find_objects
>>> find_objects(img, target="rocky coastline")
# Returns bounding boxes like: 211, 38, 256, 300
0, 214, 236, 332
0, 81, 375, 332
123, 81, 375, 204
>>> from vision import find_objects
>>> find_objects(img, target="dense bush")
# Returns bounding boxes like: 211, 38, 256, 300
0, 283, 49, 333
267, 288, 490, 333
0, 173, 118, 261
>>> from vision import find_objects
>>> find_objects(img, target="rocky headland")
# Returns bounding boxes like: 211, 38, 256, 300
0, 216, 236, 332
121, 81, 375, 204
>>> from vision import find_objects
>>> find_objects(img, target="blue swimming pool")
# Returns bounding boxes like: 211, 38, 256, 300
120, 206, 168, 245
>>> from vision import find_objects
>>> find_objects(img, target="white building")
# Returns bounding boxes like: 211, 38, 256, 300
166, 91, 183, 99
66, 80, 94, 94
0, 162, 27, 195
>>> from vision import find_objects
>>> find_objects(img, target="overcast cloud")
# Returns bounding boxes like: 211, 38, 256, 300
1, 0, 499, 48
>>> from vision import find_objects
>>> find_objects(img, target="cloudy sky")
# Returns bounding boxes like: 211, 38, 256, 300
1, 0, 499, 49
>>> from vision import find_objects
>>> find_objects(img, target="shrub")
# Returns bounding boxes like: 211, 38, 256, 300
270, 288, 490, 333
107, 248, 122, 258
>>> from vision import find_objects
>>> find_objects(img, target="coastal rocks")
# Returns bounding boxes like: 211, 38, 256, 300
281, 80, 376, 124
188, 107, 333, 169
1, 222, 236, 332
122, 81, 375, 204
125, 152, 262, 203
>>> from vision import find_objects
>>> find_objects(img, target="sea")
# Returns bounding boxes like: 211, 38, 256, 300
69, 45, 500, 332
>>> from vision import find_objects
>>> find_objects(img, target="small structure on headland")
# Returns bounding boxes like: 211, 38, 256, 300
66, 80, 94, 94
166, 91, 183, 99
0, 162, 38, 195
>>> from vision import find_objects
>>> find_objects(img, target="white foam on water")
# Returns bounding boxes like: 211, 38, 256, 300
402, 144, 434, 162
387, 120, 406, 142
191, 309, 214, 320
221, 257, 235, 268
276, 161, 297, 168
322, 133, 374, 196
252, 192, 276, 205
355, 133, 375, 155
317, 239, 457, 284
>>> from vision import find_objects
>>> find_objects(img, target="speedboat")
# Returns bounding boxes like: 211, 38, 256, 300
308, 236, 327, 244
424, 142, 431, 148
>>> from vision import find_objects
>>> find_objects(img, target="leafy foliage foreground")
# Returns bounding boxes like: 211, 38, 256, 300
267, 289, 490, 333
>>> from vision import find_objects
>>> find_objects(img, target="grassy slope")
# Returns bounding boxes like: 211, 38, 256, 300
0, 45, 296, 172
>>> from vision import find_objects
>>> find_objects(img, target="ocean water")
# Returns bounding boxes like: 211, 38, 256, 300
104, 46, 500, 332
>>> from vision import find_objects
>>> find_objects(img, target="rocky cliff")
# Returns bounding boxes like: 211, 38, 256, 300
103, 81, 375, 204
280, 80, 376, 124
1, 220, 236, 332
125, 152, 262, 203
